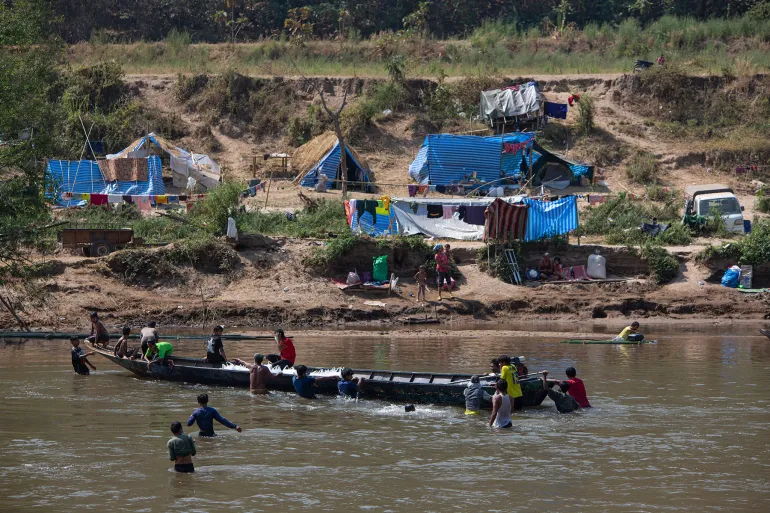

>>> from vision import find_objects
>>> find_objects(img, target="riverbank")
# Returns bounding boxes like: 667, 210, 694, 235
4, 237, 768, 332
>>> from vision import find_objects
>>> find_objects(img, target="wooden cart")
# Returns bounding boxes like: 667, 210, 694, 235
59, 228, 142, 257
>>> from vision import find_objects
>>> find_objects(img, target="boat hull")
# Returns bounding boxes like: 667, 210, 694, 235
93, 348, 545, 408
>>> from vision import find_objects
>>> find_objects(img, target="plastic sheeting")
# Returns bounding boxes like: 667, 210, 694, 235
298, 141, 373, 192
47, 156, 164, 207
350, 201, 397, 236
408, 133, 534, 186
391, 197, 523, 241
480, 83, 543, 122
522, 196, 578, 241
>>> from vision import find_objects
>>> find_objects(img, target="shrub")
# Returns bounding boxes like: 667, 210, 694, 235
625, 151, 659, 184
755, 187, 770, 214
237, 199, 349, 238
306, 234, 360, 270
188, 181, 243, 234
697, 220, 770, 267
575, 95, 595, 136
641, 243, 679, 284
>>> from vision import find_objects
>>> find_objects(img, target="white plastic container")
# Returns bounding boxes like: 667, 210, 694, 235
587, 251, 607, 279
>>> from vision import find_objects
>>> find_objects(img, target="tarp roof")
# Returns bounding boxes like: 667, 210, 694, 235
480, 82, 543, 122
408, 133, 535, 186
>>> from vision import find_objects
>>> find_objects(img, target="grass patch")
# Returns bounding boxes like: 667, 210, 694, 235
697, 220, 770, 267
237, 199, 349, 238
625, 151, 660, 185
641, 243, 680, 284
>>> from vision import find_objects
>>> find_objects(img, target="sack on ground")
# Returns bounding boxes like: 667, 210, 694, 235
721, 265, 741, 288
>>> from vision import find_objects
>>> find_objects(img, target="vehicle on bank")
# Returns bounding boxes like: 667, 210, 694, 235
683, 184, 746, 234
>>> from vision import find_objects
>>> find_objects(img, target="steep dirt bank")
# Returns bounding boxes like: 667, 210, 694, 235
3, 240, 768, 332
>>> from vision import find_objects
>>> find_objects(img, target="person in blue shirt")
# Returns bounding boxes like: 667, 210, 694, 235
292, 365, 337, 399
338, 368, 365, 398
187, 393, 242, 437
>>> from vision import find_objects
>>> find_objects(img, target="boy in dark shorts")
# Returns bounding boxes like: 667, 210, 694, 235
85, 312, 110, 348
114, 326, 136, 358
71, 337, 96, 374
167, 421, 196, 473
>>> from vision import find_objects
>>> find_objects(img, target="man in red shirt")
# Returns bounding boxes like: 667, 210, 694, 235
434, 245, 454, 301
564, 366, 591, 408
266, 328, 296, 369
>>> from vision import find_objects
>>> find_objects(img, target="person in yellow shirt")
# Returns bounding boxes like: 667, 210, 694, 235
498, 355, 523, 411
615, 321, 643, 342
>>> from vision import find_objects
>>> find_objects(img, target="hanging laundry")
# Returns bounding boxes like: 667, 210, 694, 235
408, 185, 418, 197
503, 140, 530, 154
458, 206, 467, 221
483, 198, 528, 242
545, 102, 568, 119
375, 200, 389, 217
463, 206, 487, 226
379, 195, 391, 211
435, 185, 447, 194
426, 205, 443, 218
89, 194, 108, 206
442, 206, 456, 219
344, 200, 353, 226
356, 199, 378, 223
154, 195, 168, 204
167, 195, 179, 204
417, 185, 428, 196
135, 196, 151, 211
409, 202, 419, 214
107, 194, 123, 204
122, 195, 133, 204
178, 195, 187, 202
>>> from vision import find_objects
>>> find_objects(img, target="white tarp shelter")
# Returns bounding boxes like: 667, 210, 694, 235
480, 82, 544, 125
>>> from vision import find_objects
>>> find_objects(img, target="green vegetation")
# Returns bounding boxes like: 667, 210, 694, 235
575, 95, 595, 136
625, 151, 660, 185
581, 193, 692, 246
698, 220, 770, 267
641, 244, 680, 284
755, 188, 770, 214
237, 199, 349, 238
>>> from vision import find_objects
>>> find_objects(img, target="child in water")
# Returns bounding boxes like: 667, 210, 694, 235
70, 337, 96, 375
414, 265, 428, 303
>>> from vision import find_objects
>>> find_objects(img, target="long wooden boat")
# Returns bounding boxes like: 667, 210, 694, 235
0, 331, 272, 341
91, 345, 546, 408
560, 338, 657, 345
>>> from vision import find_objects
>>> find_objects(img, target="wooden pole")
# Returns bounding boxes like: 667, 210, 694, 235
263, 170, 273, 210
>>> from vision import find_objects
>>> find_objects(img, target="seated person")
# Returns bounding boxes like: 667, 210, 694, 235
338, 368, 364, 398
614, 321, 644, 341
114, 326, 137, 358
552, 257, 565, 280
541, 370, 580, 413
538, 253, 557, 280
266, 328, 296, 369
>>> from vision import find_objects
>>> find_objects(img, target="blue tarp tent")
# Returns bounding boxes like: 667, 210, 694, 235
408, 133, 535, 186
295, 133, 374, 192
47, 156, 165, 207
522, 195, 579, 241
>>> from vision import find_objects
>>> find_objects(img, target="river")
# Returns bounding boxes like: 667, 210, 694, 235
0, 323, 769, 512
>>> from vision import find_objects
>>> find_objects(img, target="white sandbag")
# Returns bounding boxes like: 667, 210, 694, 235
226, 217, 238, 241
587, 251, 606, 279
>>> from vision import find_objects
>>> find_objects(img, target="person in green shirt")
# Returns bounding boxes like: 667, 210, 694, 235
146, 340, 174, 369
167, 421, 196, 473
498, 355, 523, 410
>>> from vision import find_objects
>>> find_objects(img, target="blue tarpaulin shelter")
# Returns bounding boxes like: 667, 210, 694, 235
408, 133, 535, 187
522, 195, 579, 241
295, 132, 374, 192
47, 156, 164, 207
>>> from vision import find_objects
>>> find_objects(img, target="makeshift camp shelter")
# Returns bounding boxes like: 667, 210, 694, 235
480, 83, 544, 129
530, 143, 593, 189
293, 132, 374, 192
47, 156, 164, 207
408, 133, 535, 187
107, 133, 221, 190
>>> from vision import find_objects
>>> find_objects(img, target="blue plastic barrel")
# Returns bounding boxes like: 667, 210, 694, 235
744, 220, 752, 233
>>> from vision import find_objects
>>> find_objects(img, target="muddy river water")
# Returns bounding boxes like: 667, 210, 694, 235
1, 322, 769, 512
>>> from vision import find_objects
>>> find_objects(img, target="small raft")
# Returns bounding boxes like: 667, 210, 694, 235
560, 338, 657, 345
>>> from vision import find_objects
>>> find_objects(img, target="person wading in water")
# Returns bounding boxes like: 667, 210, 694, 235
233, 353, 277, 394
187, 393, 242, 437
489, 379, 513, 428
167, 421, 196, 473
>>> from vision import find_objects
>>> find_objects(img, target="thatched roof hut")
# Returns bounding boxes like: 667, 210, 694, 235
292, 132, 374, 192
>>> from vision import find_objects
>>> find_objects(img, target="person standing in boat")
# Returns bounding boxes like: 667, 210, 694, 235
464, 375, 492, 415
187, 393, 242, 437
338, 368, 364, 398
139, 321, 159, 358
85, 312, 110, 348
513, 356, 528, 377
266, 328, 295, 369
167, 421, 196, 473
498, 355, 524, 411
233, 353, 277, 394
489, 379, 513, 428
614, 321, 643, 342
540, 371, 580, 413
203, 325, 228, 365
71, 337, 96, 375
564, 367, 591, 408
